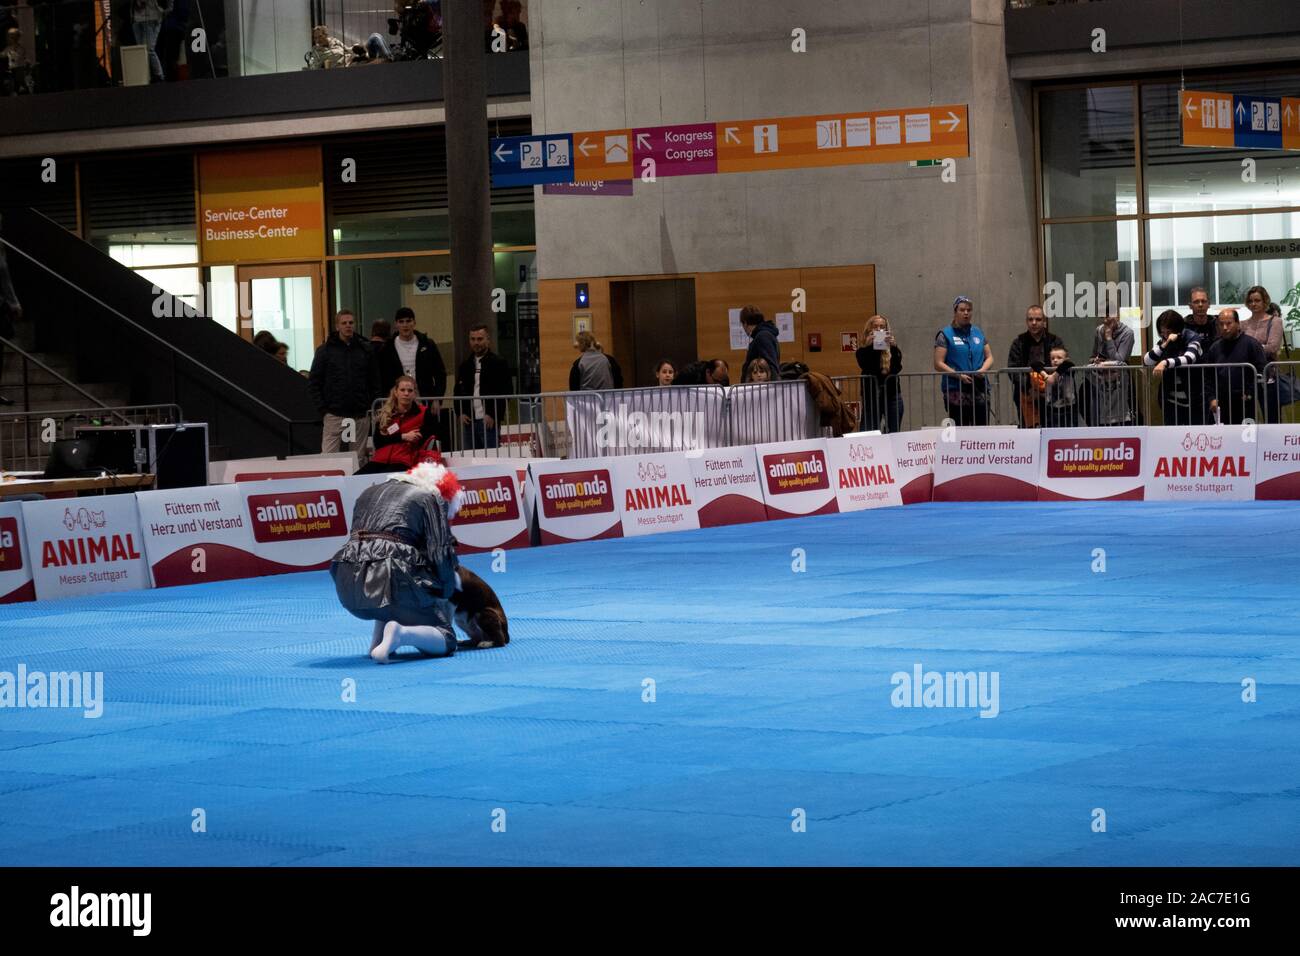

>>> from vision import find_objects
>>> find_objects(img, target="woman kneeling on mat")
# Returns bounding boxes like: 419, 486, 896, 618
330, 461, 466, 663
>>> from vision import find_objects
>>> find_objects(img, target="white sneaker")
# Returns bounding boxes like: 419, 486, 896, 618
371, 621, 402, 664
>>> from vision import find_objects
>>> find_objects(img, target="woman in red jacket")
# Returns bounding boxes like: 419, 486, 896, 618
362, 376, 438, 473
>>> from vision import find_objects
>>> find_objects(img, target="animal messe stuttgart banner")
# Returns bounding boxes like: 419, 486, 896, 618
23, 496, 149, 600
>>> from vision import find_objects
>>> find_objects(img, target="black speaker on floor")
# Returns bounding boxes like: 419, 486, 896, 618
72, 423, 210, 489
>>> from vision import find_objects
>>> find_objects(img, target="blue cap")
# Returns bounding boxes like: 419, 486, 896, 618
953, 296, 973, 311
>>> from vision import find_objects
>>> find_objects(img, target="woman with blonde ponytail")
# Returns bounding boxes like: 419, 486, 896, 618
854, 314, 904, 433
569, 330, 624, 390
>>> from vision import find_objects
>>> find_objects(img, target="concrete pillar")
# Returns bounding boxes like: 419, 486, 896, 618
442, 0, 495, 365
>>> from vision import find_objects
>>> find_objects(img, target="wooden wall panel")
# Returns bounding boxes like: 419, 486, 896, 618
797, 265, 877, 377
539, 265, 876, 391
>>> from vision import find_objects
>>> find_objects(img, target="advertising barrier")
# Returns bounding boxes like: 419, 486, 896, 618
136, 484, 256, 588
612, 452, 701, 537
238, 477, 351, 573
0, 502, 35, 604
889, 431, 937, 504
23, 495, 150, 600
755, 439, 837, 519
684, 447, 768, 527
528, 459, 623, 545
932, 427, 1040, 501
1036, 428, 1147, 501
1254, 425, 1300, 499
451, 463, 531, 552
1144, 425, 1256, 501
825, 434, 904, 512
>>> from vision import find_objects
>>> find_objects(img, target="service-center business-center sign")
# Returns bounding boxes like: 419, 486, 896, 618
198, 145, 325, 262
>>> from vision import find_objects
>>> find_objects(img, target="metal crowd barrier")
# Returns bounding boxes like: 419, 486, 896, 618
0, 404, 184, 472
366, 362, 1281, 464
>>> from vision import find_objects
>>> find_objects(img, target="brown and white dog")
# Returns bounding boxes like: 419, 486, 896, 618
450, 566, 510, 649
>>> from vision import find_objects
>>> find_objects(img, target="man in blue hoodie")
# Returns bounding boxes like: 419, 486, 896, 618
740, 306, 780, 381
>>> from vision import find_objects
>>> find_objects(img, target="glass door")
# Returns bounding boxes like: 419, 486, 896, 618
235, 263, 325, 375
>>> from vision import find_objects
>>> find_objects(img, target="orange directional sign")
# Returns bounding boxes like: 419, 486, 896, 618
572, 127, 634, 182
1180, 91, 1235, 148
1285, 97, 1300, 152
714, 105, 969, 174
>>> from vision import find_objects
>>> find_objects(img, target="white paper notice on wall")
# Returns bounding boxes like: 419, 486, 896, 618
730, 310, 797, 351
728, 308, 747, 351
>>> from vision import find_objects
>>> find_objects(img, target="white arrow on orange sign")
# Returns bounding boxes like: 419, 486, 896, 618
724, 127, 741, 144
577, 137, 595, 157
1185, 100, 1199, 117
940, 111, 961, 132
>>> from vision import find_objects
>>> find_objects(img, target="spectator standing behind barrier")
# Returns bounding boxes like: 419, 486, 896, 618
1086, 313, 1135, 427
378, 307, 447, 398
654, 360, 675, 386
741, 357, 774, 383
1242, 287, 1284, 422
361, 375, 437, 473
856, 314, 903, 433
1145, 310, 1205, 426
369, 319, 392, 346
309, 310, 380, 459
156, 0, 190, 81
568, 331, 623, 390
1185, 286, 1217, 347
454, 323, 512, 450
1205, 308, 1267, 425
131, 0, 168, 83
1043, 346, 1078, 428
1007, 305, 1062, 428
0, 221, 20, 406
673, 359, 730, 386
933, 296, 993, 425
740, 306, 780, 380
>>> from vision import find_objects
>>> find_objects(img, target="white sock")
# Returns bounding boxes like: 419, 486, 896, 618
393, 624, 454, 657
371, 621, 402, 664
369, 621, 385, 654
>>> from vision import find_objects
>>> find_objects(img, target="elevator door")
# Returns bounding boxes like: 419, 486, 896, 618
611, 278, 698, 387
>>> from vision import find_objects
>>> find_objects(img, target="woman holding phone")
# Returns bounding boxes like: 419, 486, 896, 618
855, 314, 904, 433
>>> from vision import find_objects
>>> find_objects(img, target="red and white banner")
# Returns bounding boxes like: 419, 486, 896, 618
529, 459, 622, 545
451, 463, 531, 552
613, 452, 701, 537
1036, 427, 1147, 501
755, 440, 837, 519
136, 484, 256, 588
684, 447, 768, 527
1254, 425, 1300, 499
932, 427, 1040, 501
238, 477, 351, 573
1144, 425, 1256, 501
825, 435, 904, 512
889, 431, 937, 504
0, 502, 35, 604
23, 495, 150, 600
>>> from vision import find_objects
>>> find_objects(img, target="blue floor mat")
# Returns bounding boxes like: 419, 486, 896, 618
1, 500, 1297, 865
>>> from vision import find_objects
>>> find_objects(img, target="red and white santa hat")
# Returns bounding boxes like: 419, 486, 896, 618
391, 461, 467, 520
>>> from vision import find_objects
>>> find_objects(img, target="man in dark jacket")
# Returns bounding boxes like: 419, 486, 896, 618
379, 307, 449, 450
377, 308, 447, 397
308, 310, 380, 457
740, 306, 780, 380
1205, 308, 1266, 425
453, 323, 513, 450
1007, 305, 1063, 427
